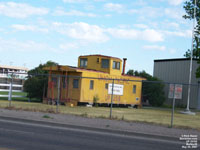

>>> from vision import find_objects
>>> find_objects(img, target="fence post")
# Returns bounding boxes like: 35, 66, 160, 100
56, 75, 61, 113
171, 97, 176, 128
8, 73, 14, 107
110, 79, 114, 119
171, 84, 175, 128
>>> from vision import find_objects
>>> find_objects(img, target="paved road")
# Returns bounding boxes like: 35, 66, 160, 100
0, 118, 184, 150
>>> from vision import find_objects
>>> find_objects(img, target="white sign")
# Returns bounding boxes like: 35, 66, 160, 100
108, 84, 124, 95
174, 84, 182, 99
168, 84, 182, 99
168, 84, 175, 99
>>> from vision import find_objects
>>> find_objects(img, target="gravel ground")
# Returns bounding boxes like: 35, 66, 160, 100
0, 108, 199, 139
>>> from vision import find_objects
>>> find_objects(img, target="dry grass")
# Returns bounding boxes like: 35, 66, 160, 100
0, 100, 199, 130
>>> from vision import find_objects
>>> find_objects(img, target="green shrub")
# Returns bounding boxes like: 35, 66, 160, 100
127, 70, 165, 107
93, 95, 99, 107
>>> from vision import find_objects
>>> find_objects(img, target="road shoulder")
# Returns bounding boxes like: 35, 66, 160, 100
0, 108, 199, 143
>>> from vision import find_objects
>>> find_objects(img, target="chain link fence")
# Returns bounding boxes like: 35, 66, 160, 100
0, 72, 200, 129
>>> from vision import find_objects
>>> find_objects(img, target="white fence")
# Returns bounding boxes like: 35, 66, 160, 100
0, 73, 27, 79
0, 83, 25, 98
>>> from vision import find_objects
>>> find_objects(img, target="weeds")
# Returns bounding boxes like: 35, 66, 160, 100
80, 112, 88, 117
46, 108, 55, 113
106, 124, 110, 127
121, 115, 124, 120
98, 115, 107, 119
93, 95, 99, 107
42, 115, 52, 119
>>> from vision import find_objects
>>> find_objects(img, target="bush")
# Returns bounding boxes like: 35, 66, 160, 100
23, 61, 58, 102
93, 95, 99, 107
23, 76, 47, 101
127, 70, 165, 106
142, 81, 165, 106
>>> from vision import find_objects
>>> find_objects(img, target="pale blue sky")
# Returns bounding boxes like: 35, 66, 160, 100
0, 0, 192, 74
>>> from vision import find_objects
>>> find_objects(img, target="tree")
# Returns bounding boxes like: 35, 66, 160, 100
183, 0, 200, 77
183, 0, 200, 39
127, 70, 165, 106
23, 61, 58, 101
184, 37, 200, 59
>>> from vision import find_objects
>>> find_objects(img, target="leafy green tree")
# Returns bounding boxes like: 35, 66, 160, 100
184, 37, 200, 59
23, 61, 58, 101
183, 0, 200, 77
127, 70, 165, 106
126, 69, 134, 76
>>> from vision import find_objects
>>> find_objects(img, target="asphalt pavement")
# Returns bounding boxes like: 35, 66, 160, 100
0, 108, 199, 149
0, 108, 199, 139
0, 118, 184, 150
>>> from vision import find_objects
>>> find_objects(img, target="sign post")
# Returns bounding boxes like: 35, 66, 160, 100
56, 75, 61, 113
108, 81, 124, 119
171, 92, 175, 128
109, 79, 114, 119
169, 84, 182, 128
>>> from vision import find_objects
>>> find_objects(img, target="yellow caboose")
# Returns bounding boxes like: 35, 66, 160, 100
43, 55, 145, 107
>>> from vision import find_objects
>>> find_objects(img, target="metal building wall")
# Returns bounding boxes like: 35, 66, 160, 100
153, 59, 200, 109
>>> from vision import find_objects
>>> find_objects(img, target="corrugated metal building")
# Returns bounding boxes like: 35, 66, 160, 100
153, 58, 200, 110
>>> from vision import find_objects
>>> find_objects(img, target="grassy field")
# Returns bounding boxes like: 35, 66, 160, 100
0, 91, 28, 101
0, 100, 199, 130
0, 92, 41, 102
0, 91, 27, 96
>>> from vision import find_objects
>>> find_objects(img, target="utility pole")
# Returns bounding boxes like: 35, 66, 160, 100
182, 0, 197, 115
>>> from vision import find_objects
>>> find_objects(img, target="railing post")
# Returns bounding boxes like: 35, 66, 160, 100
110, 79, 114, 119
56, 75, 61, 113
